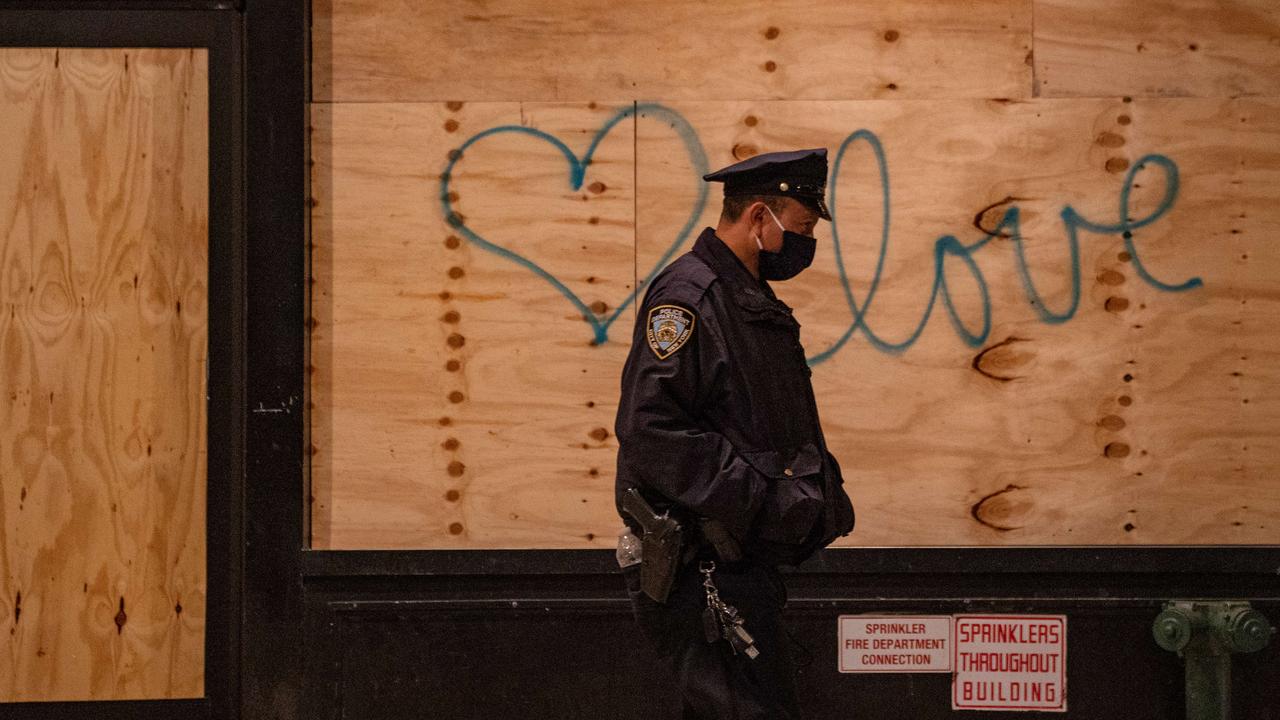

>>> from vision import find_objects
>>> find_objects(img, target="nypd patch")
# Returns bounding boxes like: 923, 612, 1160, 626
646, 305, 695, 360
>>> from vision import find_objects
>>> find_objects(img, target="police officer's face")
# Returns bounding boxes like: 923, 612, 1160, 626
755, 199, 819, 251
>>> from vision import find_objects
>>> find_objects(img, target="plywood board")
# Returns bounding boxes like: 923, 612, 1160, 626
642, 98, 1280, 545
311, 101, 635, 548
1035, 0, 1280, 97
0, 48, 207, 700
313, 97, 1280, 548
313, 0, 1034, 103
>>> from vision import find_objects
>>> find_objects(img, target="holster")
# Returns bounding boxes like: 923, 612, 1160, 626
638, 525, 683, 603
621, 488, 685, 603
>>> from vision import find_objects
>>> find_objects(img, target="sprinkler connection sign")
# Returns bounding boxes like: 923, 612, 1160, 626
839, 613, 1067, 712
838, 615, 952, 672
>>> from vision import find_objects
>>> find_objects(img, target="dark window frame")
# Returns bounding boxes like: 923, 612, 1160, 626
0, 5, 244, 720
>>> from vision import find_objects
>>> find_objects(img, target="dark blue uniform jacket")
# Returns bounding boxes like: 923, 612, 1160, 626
615, 227, 854, 565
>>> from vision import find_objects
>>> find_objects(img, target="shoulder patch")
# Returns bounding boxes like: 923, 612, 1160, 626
646, 305, 695, 359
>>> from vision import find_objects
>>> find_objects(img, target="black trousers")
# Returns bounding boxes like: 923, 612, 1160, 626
623, 561, 801, 720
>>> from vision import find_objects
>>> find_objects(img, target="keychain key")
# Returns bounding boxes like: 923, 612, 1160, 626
699, 560, 761, 660
727, 618, 760, 659
702, 605, 722, 643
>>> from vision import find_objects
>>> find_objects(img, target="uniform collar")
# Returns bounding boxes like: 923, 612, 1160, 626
691, 227, 780, 300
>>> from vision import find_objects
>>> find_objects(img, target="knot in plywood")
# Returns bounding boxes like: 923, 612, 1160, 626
971, 484, 1033, 532
971, 336, 1035, 382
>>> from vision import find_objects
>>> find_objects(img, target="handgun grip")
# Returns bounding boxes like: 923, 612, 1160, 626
621, 488, 661, 535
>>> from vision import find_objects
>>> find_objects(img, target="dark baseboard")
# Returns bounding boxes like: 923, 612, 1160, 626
300, 550, 1280, 720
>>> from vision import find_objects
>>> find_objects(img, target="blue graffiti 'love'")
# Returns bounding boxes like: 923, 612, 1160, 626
810, 130, 1198, 364
440, 108, 1201, 364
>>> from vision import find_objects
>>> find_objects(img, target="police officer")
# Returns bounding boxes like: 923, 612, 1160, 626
615, 149, 855, 719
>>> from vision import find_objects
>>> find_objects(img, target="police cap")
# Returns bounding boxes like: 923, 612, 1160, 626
702, 148, 830, 221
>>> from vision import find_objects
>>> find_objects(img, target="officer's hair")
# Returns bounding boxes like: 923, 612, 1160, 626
720, 194, 789, 223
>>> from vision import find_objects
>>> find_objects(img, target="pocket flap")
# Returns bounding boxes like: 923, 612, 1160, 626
742, 442, 824, 479
734, 289, 798, 327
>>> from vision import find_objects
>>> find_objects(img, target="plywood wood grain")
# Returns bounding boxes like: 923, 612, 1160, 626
313, 97, 1280, 548
311, 101, 635, 548
1035, 0, 1280, 97
313, 0, 1034, 103
0, 48, 207, 701
644, 98, 1280, 545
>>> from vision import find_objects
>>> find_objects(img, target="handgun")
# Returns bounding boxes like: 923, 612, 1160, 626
620, 488, 684, 603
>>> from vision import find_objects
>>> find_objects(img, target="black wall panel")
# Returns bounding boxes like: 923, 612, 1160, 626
299, 552, 1280, 720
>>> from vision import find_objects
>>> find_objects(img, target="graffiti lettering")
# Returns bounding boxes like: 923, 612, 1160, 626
810, 131, 1197, 363
440, 107, 1202, 364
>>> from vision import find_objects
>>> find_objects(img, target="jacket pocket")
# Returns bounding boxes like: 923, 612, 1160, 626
737, 290, 800, 330
742, 443, 825, 546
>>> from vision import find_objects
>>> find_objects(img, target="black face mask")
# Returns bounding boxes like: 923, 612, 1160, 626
755, 206, 817, 281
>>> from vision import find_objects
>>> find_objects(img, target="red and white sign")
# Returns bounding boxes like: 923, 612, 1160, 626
952, 615, 1067, 712
838, 615, 952, 673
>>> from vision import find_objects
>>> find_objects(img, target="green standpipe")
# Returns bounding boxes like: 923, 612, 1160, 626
1152, 601, 1274, 720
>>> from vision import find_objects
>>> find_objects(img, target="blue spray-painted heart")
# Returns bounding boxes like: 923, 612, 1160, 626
439, 103, 709, 345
